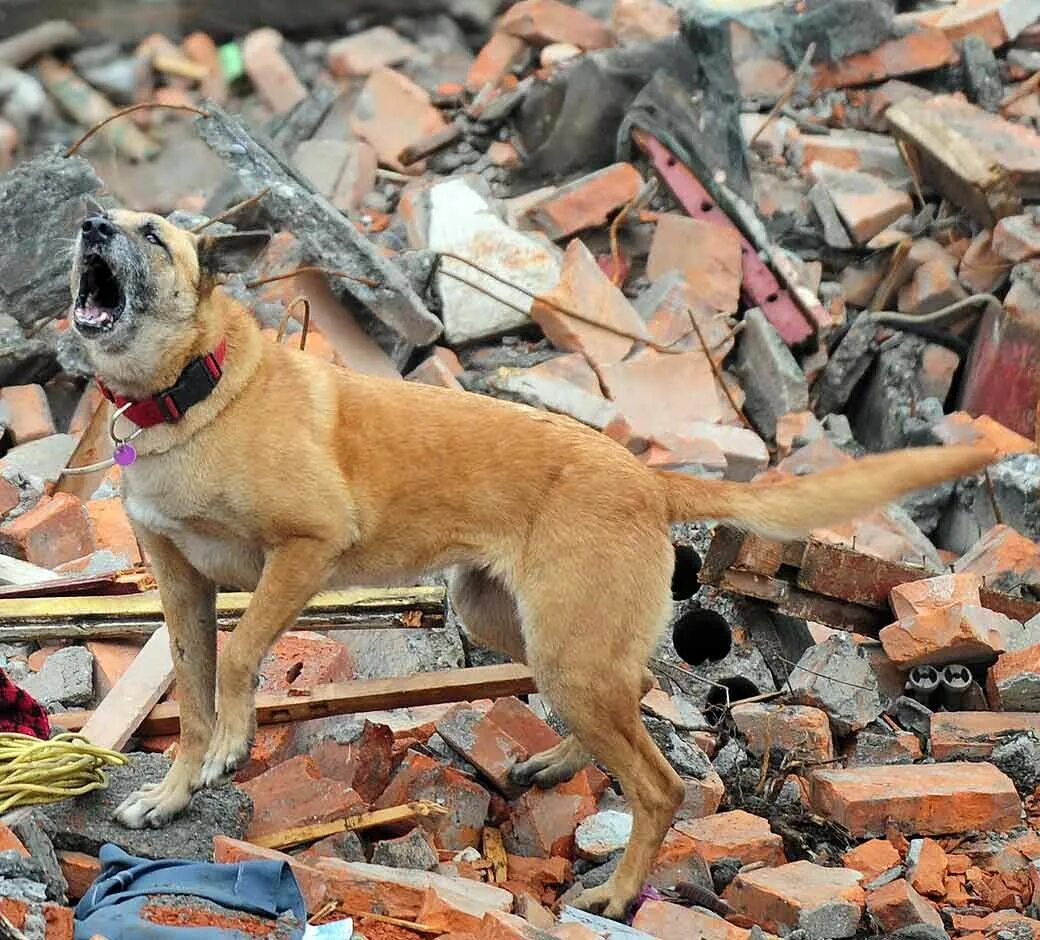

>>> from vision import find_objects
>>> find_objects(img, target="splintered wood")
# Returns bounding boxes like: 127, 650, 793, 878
255, 800, 448, 850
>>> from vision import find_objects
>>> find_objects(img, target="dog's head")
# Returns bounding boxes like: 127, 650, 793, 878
69, 209, 268, 381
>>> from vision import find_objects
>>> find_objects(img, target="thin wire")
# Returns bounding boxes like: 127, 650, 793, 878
775, 654, 878, 691
191, 188, 272, 234
65, 102, 210, 157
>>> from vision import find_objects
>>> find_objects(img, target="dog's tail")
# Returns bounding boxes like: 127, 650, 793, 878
658, 444, 995, 540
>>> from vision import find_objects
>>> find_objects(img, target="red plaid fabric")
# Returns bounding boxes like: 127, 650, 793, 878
0, 668, 50, 739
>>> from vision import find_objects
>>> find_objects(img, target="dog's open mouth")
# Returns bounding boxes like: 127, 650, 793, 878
74, 254, 125, 333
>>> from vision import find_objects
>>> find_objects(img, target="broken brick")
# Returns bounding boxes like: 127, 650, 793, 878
731, 702, 834, 764
959, 229, 1012, 293
955, 524, 1040, 596
352, 68, 448, 174
933, 413, 1033, 458
672, 810, 785, 867
85, 497, 142, 568
811, 28, 958, 92
327, 27, 419, 78
908, 838, 948, 898
866, 878, 944, 933
241, 28, 306, 114
993, 213, 1040, 262
930, 711, 1040, 760
879, 602, 1016, 667
85, 639, 145, 700
890, 571, 981, 620
633, 900, 750, 940
522, 163, 643, 240
843, 839, 902, 882
723, 860, 865, 937
611, 0, 679, 44
647, 215, 743, 314
436, 704, 528, 794
58, 851, 100, 901
0, 493, 94, 569
0, 384, 55, 445
936, 0, 1040, 48
241, 755, 367, 842
308, 720, 395, 803
406, 347, 465, 390
466, 32, 529, 92
502, 773, 598, 859
810, 762, 1022, 837
811, 164, 913, 245
531, 238, 648, 366
374, 750, 491, 851
639, 434, 728, 478
987, 642, 1040, 711
502, 854, 571, 905
498, 0, 613, 50
897, 259, 967, 315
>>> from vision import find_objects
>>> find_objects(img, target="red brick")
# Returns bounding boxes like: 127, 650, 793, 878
653, 423, 767, 482
639, 435, 728, 478
241, 754, 367, 841
890, 572, 981, 620
214, 837, 328, 912
776, 411, 824, 460
633, 900, 749, 940
523, 163, 643, 240
85, 639, 145, 699
308, 719, 395, 803
956, 524, 1040, 591
930, 711, 1040, 761
352, 68, 448, 174
488, 142, 521, 168
897, 259, 967, 315
241, 28, 306, 114
375, 750, 491, 851
843, 839, 902, 882
810, 763, 1022, 837
406, 348, 464, 390
181, 31, 226, 104
85, 498, 141, 568
503, 775, 597, 859
993, 214, 1040, 263
933, 413, 1033, 458
527, 354, 599, 395
0, 475, 19, 518
611, 0, 679, 44
811, 28, 958, 91
327, 27, 419, 77
501, 854, 571, 906
531, 238, 647, 366
811, 165, 913, 245
879, 602, 1015, 668
0, 385, 55, 445
723, 860, 865, 935
987, 642, 1040, 711
731, 702, 834, 764
909, 838, 948, 898
0, 822, 27, 857
953, 913, 1040, 940
436, 704, 528, 794
647, 215, 743, 314
867, 878, 944, 932
936, 0, 1040, 47
59, 851, 100, 904
0, 493, 94, 569
673, 810, 785, 867
466, 32, 529, 92
499, 0, 613, 49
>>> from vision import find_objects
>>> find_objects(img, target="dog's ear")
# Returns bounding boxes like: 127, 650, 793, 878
196, 230, 272, 275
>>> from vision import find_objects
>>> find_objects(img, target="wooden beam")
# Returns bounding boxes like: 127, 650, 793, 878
53, 663, 537, 738
80, 625, 175, 751
256, 800, 448, 851
0, 585, 445, 642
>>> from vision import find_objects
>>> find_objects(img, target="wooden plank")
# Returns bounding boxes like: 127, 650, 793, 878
0, 585, 445, 642
981, 588, 1040, 625
53, 663, 537, 738
256, 801, 448, 851
80, 625, 175, 751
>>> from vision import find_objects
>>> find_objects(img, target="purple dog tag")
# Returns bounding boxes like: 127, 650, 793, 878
114, 443, 137, 467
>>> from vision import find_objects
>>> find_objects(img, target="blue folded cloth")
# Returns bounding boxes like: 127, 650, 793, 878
74, 843, 307, 939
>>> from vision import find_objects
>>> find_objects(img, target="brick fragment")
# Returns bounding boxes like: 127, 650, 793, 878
352, 68, 448, 174
811, 28, 958, 91
466, 32, 529, 92
879, 602, 1016, 667
633, 900, 750, 940
241, 755, 367, 842
639, 434, 728, 478
375, 750, 491, 851
656, 423, 767, 482
908, 838, 948, 898
406, 347, 464, 390
791, 129, 909, 185
731, 703, 834, 764
58, 850, 100, 901
86, 639, 145, 699
523, 164, 642, 241
499, 0, 613, 49
810, 762, 1022, 837
611, 0, 679, 44
867, 878, 944, 932
503, 775, 597, 858
933, 413, 1033, 458
930, 711, 1040, 760
0, 385, 55, 445
0, 493, 94, 569
723, 860, 865, 937
531, 238, 647, 366
890, 572, 981, 620
436, 704, 528, 794
328, 27, 419, 77
993, 213, 1040, 262
988, 642, 1040, 711
955, 524, 1040, 596
502, 854, 571, 905
182, 32, 227, 104
936, 0, 1040, 48
242, 28, 306, 114
647, 215, 743, 314
959, 229, 1011, 293
897, 259, 967, 315
673, 810, 785, 867
0, 822, 27, 857
843, 839, 901, 882
811, 164, 913, 245
85, 498, 141, 568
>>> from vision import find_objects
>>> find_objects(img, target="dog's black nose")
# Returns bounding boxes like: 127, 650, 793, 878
81, 216, 115, 245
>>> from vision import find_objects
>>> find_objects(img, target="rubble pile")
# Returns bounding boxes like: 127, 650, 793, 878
2, 0, 1040, 937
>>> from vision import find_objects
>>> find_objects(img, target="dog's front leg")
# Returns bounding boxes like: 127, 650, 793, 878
199, 538, 336, 787
115, 530, 217, 829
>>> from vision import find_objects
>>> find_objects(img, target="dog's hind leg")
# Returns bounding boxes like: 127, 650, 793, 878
451, 567, 599, 787
115, 531, 217, 828
199, 538, 338, 787
516, 529, 682, 921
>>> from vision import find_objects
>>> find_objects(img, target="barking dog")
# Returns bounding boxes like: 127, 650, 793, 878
71, 208, 994, 919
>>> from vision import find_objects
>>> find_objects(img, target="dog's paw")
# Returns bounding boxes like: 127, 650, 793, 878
114, 782, 191, 829
199, 723, 252, 787
571, 881, 633, 921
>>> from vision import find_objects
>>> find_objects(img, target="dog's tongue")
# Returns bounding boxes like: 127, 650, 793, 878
74, 302, 113, 328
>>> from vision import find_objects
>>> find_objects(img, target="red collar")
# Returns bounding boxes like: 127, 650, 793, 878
97, 339, 228, 430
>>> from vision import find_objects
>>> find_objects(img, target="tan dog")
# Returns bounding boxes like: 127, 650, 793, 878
70, 208, 993, 919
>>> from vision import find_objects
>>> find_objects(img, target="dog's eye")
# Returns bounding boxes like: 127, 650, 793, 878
143, 230, 162, 246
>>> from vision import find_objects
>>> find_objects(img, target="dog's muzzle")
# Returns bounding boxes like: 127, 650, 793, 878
73, 217, 126, 335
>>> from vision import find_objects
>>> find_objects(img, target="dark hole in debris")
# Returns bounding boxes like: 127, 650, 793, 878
671, 544, 702, 600
672, 606, 731, 666
705, 676, 760, 725
285, 660, 304, 685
